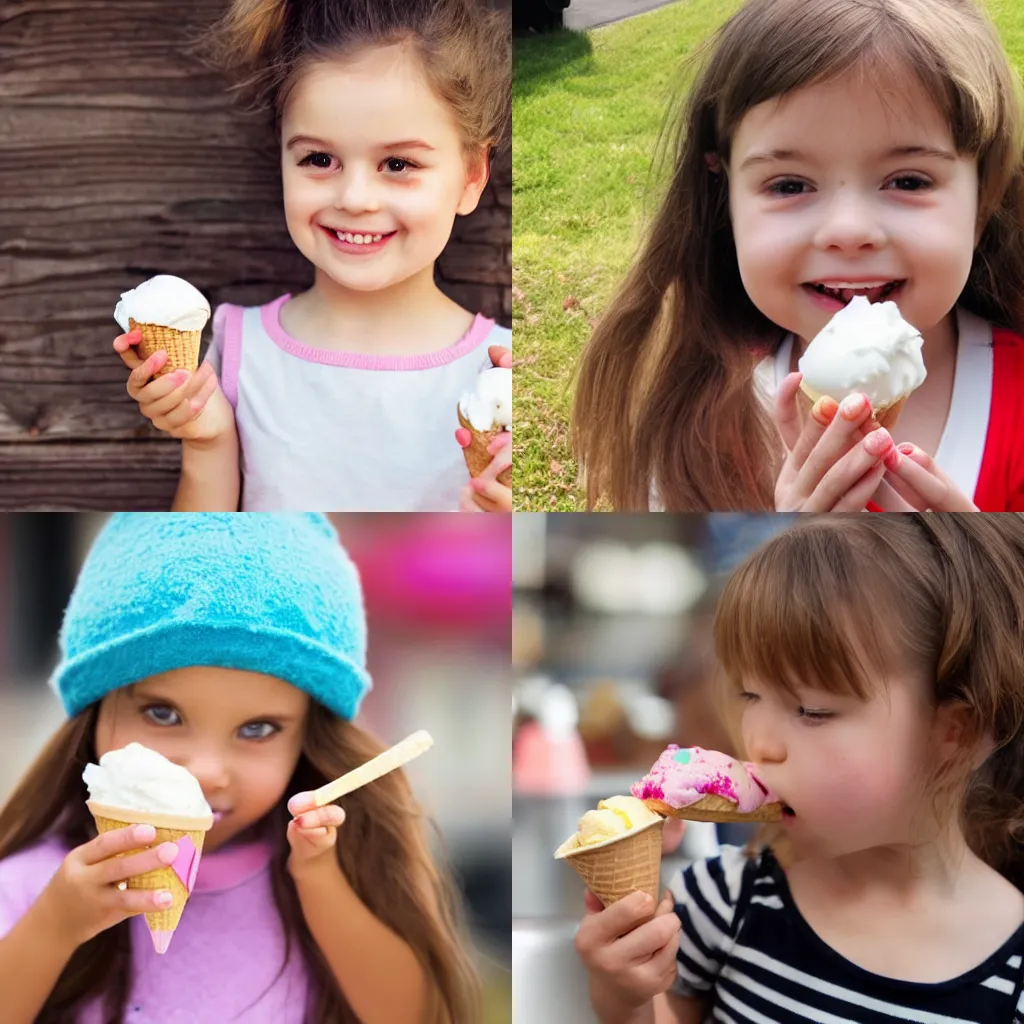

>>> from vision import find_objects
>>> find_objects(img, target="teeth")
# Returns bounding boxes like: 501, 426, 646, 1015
333, 230, 384, 245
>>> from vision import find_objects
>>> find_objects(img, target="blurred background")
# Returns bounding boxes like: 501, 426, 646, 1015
512, 513, 796, 1024
0, 512, 511, 1023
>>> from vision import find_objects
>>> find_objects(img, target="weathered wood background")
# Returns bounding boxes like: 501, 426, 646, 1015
0, 0, 512, 510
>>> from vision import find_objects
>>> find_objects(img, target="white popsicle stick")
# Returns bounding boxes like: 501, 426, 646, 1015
312, 730, 435, 807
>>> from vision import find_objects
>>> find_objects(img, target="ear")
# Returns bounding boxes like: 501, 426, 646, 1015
456, 145, 491, 217
932, 700, 991, 769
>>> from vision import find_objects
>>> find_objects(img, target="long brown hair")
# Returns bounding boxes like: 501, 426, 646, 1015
196, 0, 511, 162
712, 513, 1024, 888
573, 0, 1024, 510
0, 702, 482, 1024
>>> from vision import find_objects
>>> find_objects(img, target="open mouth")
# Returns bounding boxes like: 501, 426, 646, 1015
805, 280, 904, 306
322, 226, 396, 246
782, 805, 796, 819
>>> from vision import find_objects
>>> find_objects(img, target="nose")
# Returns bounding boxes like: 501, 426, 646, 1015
181, 751, 230, 796
743, 718, 786, 767
333, 164, 380, 215
813, 186, 887, 253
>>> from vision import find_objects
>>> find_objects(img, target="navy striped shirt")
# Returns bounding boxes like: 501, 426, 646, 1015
671, 846, 1024, 1023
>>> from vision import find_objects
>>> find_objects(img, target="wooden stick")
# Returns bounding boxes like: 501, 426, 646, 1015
312, 730, 435, 807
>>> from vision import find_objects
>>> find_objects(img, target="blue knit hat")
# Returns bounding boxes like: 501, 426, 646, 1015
50, 513, 371, 720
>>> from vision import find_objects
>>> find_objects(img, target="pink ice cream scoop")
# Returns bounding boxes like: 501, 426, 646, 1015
630, 745, 782, 822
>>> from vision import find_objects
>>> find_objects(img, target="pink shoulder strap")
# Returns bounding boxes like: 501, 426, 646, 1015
213, 303, 244, 409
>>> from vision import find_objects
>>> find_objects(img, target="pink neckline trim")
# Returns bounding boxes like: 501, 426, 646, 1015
194, 837, 273, 893
260, 294, 494, 370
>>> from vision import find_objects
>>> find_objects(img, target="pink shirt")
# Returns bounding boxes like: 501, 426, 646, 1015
0, 833, 310, 1022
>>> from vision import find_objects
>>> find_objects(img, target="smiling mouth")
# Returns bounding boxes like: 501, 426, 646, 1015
323, 227, 396, 245
806, 280, 904, 305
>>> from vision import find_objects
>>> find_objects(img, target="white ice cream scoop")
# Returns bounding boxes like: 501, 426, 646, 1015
458, 367, 512, 432
113, 275, 211, 333
83, 742, 212, 819
798, 296, 926, 413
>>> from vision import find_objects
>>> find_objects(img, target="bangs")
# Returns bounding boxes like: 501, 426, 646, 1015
713, 0, 1006, 161
714, 521, 909, 701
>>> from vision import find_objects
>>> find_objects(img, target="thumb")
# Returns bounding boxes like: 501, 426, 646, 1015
583, 889, 606, 915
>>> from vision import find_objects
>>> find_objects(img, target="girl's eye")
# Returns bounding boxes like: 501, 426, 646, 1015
765, 179, 809, 197
299, 152, 334, 170
239, 722, 280, 741
143, 705, 180, 727
383, 157, 418, 174
885, 174, 932, 192
797, 707, 832, 723
738, 691, 760, 704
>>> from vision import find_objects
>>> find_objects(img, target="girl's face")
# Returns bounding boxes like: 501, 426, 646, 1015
280, 45, 489, 295
727, 64, 980, 348
95, 667, 310, 853
739, 657, 961, 858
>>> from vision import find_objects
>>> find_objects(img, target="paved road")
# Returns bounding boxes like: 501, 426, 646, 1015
565, 0, 681, 31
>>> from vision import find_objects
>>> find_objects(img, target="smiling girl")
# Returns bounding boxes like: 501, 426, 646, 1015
112, 0, 512, 513
574, 0, 1024, 512
0, 514, 481, 1023
574, 513, 1024, 1024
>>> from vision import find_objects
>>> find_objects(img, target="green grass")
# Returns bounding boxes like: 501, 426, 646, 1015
511, 0, 1024, 511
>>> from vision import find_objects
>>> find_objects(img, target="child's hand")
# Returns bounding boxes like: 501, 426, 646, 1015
575, 889, 681, 1017
488, 344, 512, 369
114, 329, 235, 444
40, 823, 181, 947
457, 430, 511, 512
774, 372, 892, 511
286, 792, 346, 876
871, 442, 980, 511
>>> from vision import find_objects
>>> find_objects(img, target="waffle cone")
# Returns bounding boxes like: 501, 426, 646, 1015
643, 794, 782, 824
87, 802, 213, 954
554, 818, 664, 907
798, 383, 909, 432
129, 318, 201, 376
458, 407, 511, 488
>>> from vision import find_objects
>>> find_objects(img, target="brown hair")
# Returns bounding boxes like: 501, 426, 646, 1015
0, 702, 482, 1024
713, 513, 1024, 887
198, 0, 511, 161
573, 0, 1024, 510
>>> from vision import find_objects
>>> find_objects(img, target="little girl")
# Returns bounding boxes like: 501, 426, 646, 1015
0, 513, 481, 1023
575, 513, 1024, 1023
573, 0, 1024, 512
113, 0, 512, 513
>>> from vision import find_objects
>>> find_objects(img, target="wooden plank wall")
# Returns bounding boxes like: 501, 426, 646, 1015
0, 0, 512, 510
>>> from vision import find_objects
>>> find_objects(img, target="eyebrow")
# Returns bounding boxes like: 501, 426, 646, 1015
285, 134, 436, 152
737, 144, 957, 172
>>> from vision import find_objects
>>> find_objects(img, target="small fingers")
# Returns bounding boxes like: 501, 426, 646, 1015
81, 824, 156, 866
98, 841, 179, 886
126, 352, 169, 398
774, 372, 809, 452
112, 329, 143, 354
885, 444, 978, 511
117, 886, 176, 915
488, 344, 513, 369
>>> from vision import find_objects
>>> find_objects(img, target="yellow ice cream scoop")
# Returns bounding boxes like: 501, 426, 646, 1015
556, 795, 661, 854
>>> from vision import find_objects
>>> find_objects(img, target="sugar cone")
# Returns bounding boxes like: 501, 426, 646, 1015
554, 818, 664, 907
874, 396, 907, 431
88, 802, 213, 954
128, 318, 201, 376
458, 407, 511, 488
643, 794, 782, 824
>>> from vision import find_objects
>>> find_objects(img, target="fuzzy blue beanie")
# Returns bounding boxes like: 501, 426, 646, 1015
50, 513, 371, 720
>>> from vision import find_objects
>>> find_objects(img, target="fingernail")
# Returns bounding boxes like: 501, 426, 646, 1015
172, 371, 189, 386
898, 442, 916, 456
883, 448, 902, 471
134, 825, 156, 842
863, 428, 893, 456
839, 393, 867, 419
158, 842, 179, 863
811, 396, 838, 425
155, 891, 173, 907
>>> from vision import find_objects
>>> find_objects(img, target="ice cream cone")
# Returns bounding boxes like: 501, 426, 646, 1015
87, 801, 213, 954
873, 395, 907, 431
643, 794, 782, 824
458, 407, 511, 488
554, 817, 664, 906
128, 318, 201, 377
